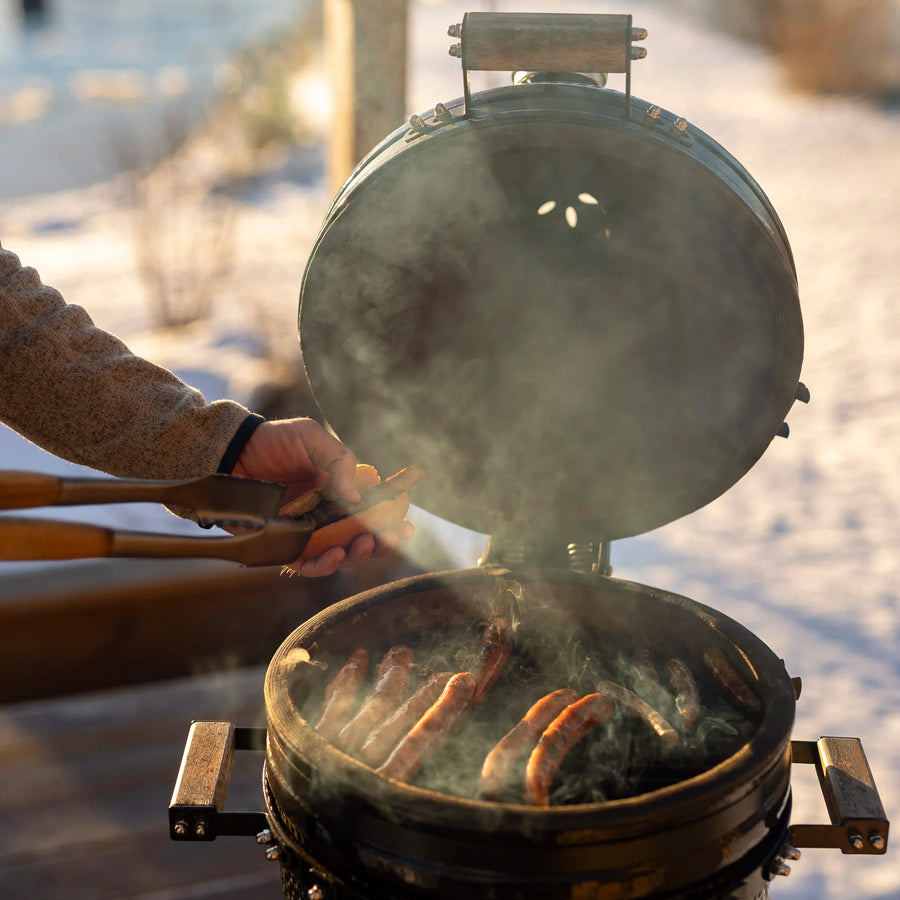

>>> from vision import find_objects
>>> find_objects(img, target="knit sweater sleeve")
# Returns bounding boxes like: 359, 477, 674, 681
0, 242, 256, 480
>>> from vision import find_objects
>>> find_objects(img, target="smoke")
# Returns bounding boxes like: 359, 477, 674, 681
297, 577, 757, 807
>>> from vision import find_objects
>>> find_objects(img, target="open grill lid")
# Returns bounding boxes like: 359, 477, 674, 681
299, 28, 804, 542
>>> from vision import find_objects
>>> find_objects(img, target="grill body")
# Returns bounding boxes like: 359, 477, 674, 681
263, 569, 796, 900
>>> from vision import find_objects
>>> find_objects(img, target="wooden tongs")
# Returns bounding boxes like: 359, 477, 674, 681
0, 470, 313, 567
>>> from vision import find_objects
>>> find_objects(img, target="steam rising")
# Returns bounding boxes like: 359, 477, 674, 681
299, 577, 757, 806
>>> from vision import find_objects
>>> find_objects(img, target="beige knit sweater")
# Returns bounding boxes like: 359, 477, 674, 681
0, 242, 255, 480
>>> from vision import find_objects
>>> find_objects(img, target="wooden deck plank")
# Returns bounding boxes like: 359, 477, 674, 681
0, 552, 425, 703
0, 667, 285, 898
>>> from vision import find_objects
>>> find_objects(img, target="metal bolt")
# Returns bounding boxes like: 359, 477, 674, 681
408, 114, 426, 132
646, 106, 662, 121
674, 117, 689, 132
782, 843, 802, 861
434, 102, 451, 121
448, 43, 462, 58
265, 844, 281, 861
777, 422, 790, 438
795, 382, 811, 403
849, 830, 865, 850
771, 859, 791, 877
631, 26, 648, 41
173, 821, 188, 837
447, 23, 462, 38
256, 828, 273, 845
869, 832, 886, 851
193, 821, 207, 838
307, 887, 326, 900
631, 47, 647, 60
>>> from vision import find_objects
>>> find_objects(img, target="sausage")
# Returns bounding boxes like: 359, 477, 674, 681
702, 647, 762, 717
664, 658, 701, 729
280, 464, 424, 560
596, 680, 679, 748
335, 645, 415, 754
377, 672, 476, 784
480, 688, 579, 799
314, 648, 369, 741
632, 646, 661, 693
522, 692, 614, 806
358, 671, 454, 767
474, 617, 513, 704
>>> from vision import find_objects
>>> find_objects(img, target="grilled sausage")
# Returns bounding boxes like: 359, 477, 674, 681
314, 648, 369, 741
358, 671, 454, 767
335, 645, 415, 754
480, 688, 579, 799
523, 692, 614, 806
474, 617, 513, 704
596, 680, 679, 748
377, 672, 476, 784
280, 464, 424, 561
664, 658, 701, 729
702, 647, 761, 717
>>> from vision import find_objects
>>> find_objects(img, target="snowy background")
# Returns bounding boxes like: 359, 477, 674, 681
1, 0, 899, 897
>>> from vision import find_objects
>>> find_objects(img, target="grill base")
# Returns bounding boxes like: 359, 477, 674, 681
265, 773, 787, 900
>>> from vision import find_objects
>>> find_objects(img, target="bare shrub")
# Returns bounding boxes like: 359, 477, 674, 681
770, 0, 900, 95
673, 0, 900, 96
114, 105, 238, 327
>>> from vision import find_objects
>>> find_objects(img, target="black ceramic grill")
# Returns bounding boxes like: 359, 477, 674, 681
169, 14, 888, 899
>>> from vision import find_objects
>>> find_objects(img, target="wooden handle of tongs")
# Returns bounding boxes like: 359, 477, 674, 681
0, 471, 66, 510
0, 516, 314, 567
0, 516, 114, 559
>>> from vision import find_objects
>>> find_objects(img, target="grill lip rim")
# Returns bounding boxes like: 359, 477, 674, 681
263, 568, 796, 840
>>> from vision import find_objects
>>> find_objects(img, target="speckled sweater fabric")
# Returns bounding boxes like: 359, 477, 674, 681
0, 242, 254, 480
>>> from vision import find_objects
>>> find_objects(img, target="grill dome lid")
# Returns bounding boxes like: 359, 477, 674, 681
299, 81, 804, 541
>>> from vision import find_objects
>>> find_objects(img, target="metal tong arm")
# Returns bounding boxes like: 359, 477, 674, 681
0, 470, 285, 519
0, 515, 314, 567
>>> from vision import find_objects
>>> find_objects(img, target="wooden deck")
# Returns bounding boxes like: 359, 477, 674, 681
0, 551, 429, 703
0, 536, 458, 895
0, 666, 284, 899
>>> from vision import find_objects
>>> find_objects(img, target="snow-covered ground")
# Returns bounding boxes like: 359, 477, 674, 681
1, 0, 898, 896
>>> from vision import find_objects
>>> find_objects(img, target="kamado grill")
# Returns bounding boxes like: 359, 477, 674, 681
165, 12, 889, 899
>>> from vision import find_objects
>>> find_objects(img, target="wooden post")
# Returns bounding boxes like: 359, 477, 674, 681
325, 0, 408, 195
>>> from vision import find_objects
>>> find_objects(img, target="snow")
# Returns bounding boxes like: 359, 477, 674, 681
1, 0, 899, 896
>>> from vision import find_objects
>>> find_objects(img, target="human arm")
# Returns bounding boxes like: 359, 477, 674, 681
0, 241, 248, 480
0, 243, 413, 575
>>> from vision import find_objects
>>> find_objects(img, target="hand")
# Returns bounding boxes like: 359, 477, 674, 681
231, 418, 413, 576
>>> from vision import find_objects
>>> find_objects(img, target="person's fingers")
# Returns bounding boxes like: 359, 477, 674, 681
306, 427, 360, 502
371, 530, 399, 556
342, 533, 376, 568
291, 546, 347, 577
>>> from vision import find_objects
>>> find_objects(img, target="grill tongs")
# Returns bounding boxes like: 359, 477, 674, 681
0, 470, 312, 567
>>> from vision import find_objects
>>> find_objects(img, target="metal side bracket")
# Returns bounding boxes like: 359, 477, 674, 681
790, 737, 889, 854
169, 721, 268, 841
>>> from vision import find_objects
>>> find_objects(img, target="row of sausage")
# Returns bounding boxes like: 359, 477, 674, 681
308, 617, 761, 806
